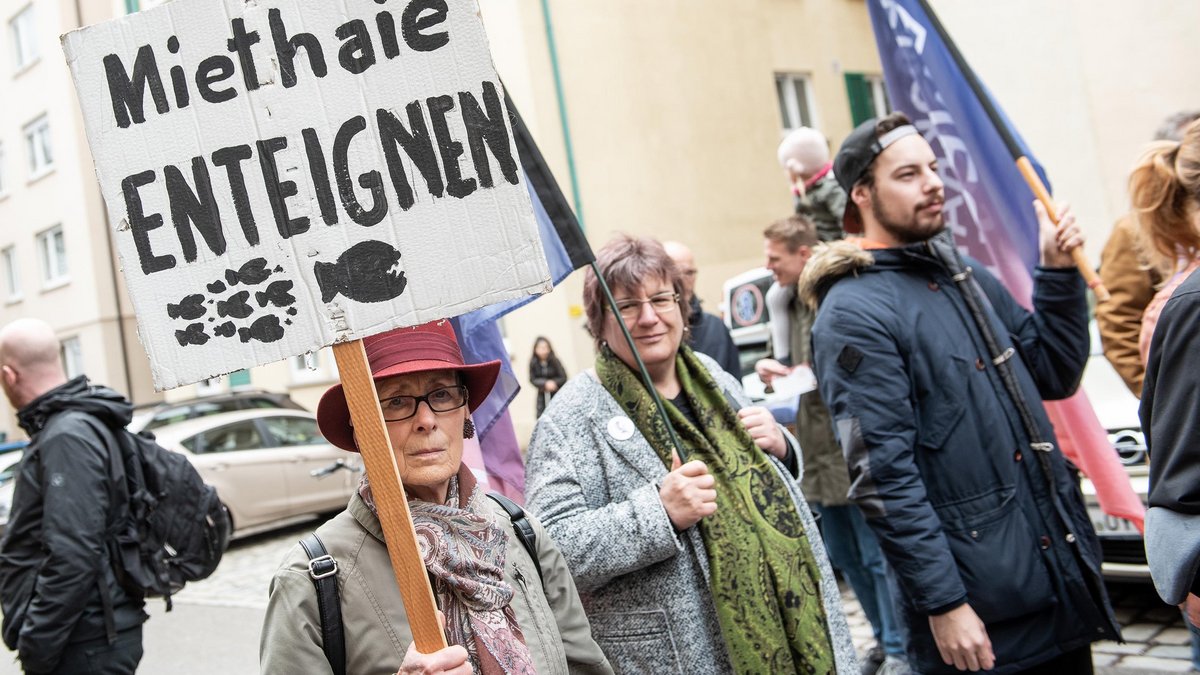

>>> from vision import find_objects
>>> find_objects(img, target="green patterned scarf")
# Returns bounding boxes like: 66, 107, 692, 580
595, 345, 834, 674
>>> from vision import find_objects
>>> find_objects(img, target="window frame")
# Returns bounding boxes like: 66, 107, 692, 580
0, 142, 8, 198
23, 114, 54, 180
774, 72, 818, 131
1, 245, 20, 302
9, 4, 40, 74
60, 336, 84, 379
35, 225, 69, 289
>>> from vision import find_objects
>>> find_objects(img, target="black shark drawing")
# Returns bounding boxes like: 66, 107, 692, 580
237, 315, 285, 343
255, 280, 296, 308
217, 291, 254, 319
174, 323, 209, 346
313, 240, 407, 304
166, 294, 206, 320
213, 321, 237, 338
224, 258, 272, 286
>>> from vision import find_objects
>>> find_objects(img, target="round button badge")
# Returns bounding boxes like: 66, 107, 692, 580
607, 416, 636, 441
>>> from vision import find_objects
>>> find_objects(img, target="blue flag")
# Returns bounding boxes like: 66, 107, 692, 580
867, 0, 1048, 304
453, 94, 592, 501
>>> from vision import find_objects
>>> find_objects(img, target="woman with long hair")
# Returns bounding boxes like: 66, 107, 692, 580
1129, 118, 1200, 363
529, 336, 567, 418
1132, 119, 1200, 641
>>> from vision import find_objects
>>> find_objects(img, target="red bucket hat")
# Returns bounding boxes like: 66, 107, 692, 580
316, 320, 500, 451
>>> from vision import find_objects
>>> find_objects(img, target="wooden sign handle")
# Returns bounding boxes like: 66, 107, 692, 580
332, 340, 448, 653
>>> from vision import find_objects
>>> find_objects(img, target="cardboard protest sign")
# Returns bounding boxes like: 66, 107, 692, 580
62, 0, 551, 390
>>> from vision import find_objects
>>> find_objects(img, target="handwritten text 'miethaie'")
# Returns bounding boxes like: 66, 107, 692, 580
102, 0, 451, 130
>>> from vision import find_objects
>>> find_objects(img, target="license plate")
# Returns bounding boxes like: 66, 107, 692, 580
1087, 504, 1139, 536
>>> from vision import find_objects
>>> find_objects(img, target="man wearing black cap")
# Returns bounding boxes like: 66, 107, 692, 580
799, 112, 1119, 674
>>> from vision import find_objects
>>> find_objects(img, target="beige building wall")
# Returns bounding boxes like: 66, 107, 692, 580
928, 0, 1200, 263
479, 0, 883, 445
0, 0, 160, 441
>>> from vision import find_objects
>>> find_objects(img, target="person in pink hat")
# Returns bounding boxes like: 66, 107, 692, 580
260, 320, 611, 675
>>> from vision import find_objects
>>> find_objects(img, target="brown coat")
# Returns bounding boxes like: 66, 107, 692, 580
1096, 216, 1159, 396
260, 492, 612, 675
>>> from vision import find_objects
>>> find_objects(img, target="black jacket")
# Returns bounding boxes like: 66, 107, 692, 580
685, 297, 742, 380
1142, 269, 1200, 594
530, 356, 567, 418
0, 377, 146, 672
804, 239, 1118, 674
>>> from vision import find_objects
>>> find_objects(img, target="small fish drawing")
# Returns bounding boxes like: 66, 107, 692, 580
255, 280, 296, 308
313, 240, 407, 304
213, 321, 237, 339
206, 280, 227, 294
217, 291, 254, 319
166, 294, 206, 320
237, 315, 285, 344
224, 258, 272, 287
174, 323, 209, 347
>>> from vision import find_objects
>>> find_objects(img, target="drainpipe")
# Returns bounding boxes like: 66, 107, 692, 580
538, 0, 585, 229
76, 0, 135, 400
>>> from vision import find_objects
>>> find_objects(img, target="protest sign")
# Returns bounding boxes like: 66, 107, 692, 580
62, 0, 551, 390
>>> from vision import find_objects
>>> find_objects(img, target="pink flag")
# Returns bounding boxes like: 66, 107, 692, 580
1047, 393, 1145, 532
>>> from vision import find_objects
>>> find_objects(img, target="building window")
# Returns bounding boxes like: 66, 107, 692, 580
36, 225, 69, 287
775, 73, 816, 131
2, 246, 19, 300
845, 73, 892, 127
9, 5, 38, 72
290, 350, 333, 384
61, 337, 84, 379
196, 376, 225, 396
228, 369, 251, 388
24, 115, 53, 178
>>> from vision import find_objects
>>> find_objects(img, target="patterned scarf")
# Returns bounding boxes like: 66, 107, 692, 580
596, 345, 835, 674
359, 467, 536, 675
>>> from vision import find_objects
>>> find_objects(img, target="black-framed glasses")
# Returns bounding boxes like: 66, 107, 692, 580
612, 292, 680, 321
378, 385, 468, 421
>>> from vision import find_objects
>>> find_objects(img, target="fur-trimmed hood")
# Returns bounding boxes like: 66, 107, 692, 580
798, 239, 876, 310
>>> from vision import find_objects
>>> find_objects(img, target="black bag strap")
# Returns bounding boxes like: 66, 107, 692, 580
302, 498, 540, 675
300, 533, 345, 675
80, 414, 130, 643
487, 493, 544, 584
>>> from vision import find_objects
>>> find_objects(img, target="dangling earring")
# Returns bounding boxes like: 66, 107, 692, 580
463, 418, 476, 440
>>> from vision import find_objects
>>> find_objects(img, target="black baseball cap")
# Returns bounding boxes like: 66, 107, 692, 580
834, 117, 920, 234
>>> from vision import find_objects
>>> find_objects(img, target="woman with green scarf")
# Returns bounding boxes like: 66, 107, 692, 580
525, 235, 857, 674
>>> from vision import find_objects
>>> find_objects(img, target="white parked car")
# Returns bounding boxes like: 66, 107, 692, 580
151, 409, 361, 537
0, 410, 359, 538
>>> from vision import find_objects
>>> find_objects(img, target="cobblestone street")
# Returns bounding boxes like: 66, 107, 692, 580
0, 521, 1192, 674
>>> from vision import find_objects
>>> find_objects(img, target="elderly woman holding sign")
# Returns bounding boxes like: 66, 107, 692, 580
525, 235, 856, 674
260, 321, 612, 675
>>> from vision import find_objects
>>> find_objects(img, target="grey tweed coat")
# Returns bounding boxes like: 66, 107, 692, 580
525, 353, 857, 674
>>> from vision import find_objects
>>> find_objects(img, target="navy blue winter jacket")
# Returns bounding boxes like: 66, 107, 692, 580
803, 238, 1119, 674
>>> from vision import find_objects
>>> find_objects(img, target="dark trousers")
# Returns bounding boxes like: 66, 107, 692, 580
1014, 645, 1093, 675
28, 625, 143, 675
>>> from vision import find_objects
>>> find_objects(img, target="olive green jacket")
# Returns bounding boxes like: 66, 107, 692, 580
260, 491, 613, 675
788, 290, 852, 506
797, 173, 848, 243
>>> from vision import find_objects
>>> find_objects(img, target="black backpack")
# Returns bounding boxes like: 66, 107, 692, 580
89, 419, 232, 609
